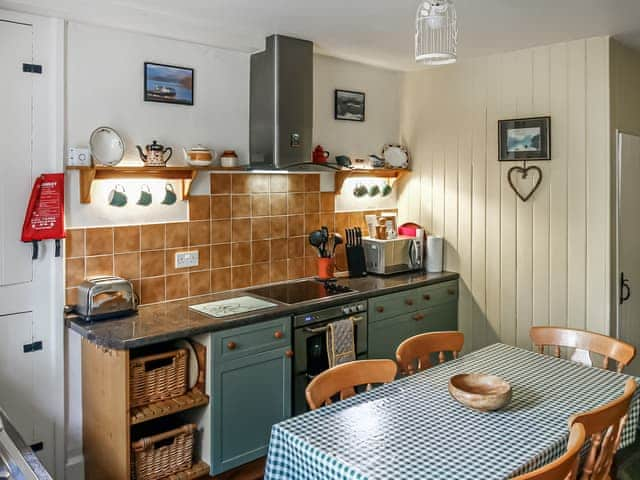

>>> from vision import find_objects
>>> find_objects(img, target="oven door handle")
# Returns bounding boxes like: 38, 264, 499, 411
302, 315, 365, 334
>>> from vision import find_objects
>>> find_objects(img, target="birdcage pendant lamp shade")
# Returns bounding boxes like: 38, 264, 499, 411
415, 0, 458, 65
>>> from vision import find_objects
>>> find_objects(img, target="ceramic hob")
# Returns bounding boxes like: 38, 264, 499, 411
245, 280, 354, 305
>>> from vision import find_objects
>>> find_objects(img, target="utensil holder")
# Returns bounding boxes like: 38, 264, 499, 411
346, 246, 367, 277
317, 258, 335, 280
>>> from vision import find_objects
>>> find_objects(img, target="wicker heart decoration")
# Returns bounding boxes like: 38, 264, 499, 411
507, 166, 542, 202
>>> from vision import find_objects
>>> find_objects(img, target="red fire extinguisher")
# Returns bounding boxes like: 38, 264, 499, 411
21, 173, 65, 259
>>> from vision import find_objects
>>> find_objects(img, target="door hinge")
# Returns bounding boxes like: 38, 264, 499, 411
29, 442, 43, 452
22, 63, 42, 74
23, 341, 43, 353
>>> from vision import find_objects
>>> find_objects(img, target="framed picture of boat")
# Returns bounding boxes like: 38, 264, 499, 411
144, 62, 194, 106
335, 89, 365, 122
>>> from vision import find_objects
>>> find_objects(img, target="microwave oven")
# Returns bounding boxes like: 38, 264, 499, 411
362, 236, 424, 275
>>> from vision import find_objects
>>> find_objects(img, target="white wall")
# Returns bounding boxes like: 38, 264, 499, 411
399, 37, 611, 351
313, 54, 401, 162
65, 22, 250, 227
65, 29, 402, 228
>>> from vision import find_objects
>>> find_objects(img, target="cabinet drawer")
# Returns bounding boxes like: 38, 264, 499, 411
369, 289, 421, 323
411, 302, 458, 335
418, 280, 458, 309
213, 317, 291, 361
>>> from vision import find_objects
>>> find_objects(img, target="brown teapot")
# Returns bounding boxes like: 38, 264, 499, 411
136, 140, 172, 166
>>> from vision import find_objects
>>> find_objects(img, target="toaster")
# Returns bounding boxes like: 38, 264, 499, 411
74, 276, 138, 321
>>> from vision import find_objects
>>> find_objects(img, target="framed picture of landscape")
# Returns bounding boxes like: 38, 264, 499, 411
498, 116, 551, 161
335, 89, 365, 122
144, 62, 194, 106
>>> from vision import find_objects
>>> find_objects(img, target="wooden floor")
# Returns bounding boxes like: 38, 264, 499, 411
205, 457, 265, 480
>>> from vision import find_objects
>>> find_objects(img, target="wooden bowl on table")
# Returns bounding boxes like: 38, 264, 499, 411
448, 374, 512, 411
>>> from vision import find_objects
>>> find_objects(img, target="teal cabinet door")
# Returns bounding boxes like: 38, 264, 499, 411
211, 346, 292, 474
368, 314, 415, 361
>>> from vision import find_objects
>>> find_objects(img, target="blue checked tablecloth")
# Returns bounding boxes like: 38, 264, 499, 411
264, 343, 640, 480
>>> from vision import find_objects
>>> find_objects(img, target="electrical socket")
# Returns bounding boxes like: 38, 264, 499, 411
175, 250, 199, 269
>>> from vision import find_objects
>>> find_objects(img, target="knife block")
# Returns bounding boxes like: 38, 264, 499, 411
346, 245, 367, 277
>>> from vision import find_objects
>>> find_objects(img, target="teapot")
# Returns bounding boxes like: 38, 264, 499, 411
136, 140, 172, 166
183, 145, 214, 166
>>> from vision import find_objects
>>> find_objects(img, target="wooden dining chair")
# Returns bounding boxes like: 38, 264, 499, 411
513, 423, 586, 480
305, 359, 398, 410
530, 327, 636, 373
395, 331, 464, 375
569, 378, 637, 480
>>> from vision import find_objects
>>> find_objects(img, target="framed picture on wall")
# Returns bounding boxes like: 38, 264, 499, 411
335, 89, 365, 122
144, 62, 194, 106
498, 116, 551, 161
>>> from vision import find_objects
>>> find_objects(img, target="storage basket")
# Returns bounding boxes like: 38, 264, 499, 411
132, 424, 196, 480
130, 349, 188, 408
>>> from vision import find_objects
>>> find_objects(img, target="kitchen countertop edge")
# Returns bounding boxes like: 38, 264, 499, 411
66, 272, 459, 350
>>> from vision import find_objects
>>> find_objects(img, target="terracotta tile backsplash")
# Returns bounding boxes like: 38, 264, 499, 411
65, 173, 396, 306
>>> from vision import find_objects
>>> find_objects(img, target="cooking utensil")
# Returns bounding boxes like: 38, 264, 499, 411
332, 233, 343, 256
321, 226, 329, 257
448, 374, 512, 411
89, 126, 125, 166
309, 230, 324, 257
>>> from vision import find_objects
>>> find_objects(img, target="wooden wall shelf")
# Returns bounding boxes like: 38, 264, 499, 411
66, 165, 220, 204
334, 168, 410, 194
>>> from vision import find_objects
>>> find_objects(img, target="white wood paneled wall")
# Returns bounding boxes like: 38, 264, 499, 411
399, 37, 610, 351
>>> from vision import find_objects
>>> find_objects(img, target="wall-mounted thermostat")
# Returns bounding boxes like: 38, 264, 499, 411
67, 147, 91, 167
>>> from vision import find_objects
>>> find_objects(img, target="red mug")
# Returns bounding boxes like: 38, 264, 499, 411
313, 145, 330, 164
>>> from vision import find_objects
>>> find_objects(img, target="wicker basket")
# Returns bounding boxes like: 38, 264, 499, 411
130, 349, 188, 408
132, 424, 196, 480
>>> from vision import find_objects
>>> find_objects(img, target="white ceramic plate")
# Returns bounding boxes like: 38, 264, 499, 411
89, 126, 125, 166
383, 145, 409, 168
173, 339, 198, 390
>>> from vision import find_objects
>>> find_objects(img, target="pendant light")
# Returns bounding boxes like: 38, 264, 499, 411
415, 0, 458, 65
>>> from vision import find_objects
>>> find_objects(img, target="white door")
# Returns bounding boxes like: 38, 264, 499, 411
617, 132, 640, 376
0, 19, 54, 469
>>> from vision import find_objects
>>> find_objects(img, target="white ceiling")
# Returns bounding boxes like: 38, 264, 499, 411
2, 0, 640, 70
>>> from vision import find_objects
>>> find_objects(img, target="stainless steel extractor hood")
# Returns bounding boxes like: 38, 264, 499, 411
250, 35, 317, 171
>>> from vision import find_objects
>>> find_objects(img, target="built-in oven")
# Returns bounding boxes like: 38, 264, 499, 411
292, 301, 368, 415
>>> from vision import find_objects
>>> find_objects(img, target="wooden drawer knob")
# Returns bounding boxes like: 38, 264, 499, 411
423, 294, 431, 300
413, 313, 425, 321
448, 288, 456, 295
285, 350, 294, 358
376, 306, 384, 313
227, 341, 237, 350
274, 330, 284, 339
405, 299, 414, 306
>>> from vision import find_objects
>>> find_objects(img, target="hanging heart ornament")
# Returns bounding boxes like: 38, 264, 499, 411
507, 165, 542, 202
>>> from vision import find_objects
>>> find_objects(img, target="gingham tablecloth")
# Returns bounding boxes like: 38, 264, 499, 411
264, 343, 640, 480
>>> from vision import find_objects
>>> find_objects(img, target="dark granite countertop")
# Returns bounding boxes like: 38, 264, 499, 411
66, 271, 459, 350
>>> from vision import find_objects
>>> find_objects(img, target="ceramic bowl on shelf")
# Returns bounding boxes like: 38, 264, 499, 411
184, 145, 215, 167
448, 373, 512, 411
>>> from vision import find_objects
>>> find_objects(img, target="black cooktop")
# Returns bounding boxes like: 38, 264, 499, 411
246, 280, 354, 305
